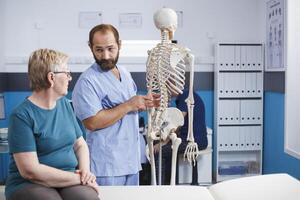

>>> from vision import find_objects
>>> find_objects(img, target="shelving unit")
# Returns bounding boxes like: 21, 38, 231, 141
0, 128, 8, 184
214, 43, 264, 182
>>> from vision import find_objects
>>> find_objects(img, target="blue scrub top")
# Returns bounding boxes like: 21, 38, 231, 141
72, 63, 141, 177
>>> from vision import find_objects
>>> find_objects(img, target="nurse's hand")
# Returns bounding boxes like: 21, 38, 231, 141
145, 93, 160, 108
75, 169, 96, 185
126, 94, 160, 112
126, 95, 148, 112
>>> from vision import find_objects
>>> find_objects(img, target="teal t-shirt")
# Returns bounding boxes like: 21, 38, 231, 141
5, 97, 83, 199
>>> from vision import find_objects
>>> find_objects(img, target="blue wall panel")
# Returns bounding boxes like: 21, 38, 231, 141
2, 90, 300, 180
196, 90, 214, 129
263, 92, 300, 179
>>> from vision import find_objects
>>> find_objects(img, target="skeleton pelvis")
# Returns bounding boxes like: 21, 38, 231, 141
160, 107, 184, 140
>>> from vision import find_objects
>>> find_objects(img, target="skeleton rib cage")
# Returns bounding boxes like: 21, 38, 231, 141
146, 36, 199, 185
146, 42, 187, 136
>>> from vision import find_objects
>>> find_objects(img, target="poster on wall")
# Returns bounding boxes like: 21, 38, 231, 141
266, 0, 285, 71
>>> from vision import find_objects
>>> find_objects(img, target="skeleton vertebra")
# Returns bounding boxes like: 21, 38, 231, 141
146, 8, 199, 185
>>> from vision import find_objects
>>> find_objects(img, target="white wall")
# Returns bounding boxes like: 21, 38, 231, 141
1, 0, 265, 72
0, 1, 5, 72
285, 0, 300, 159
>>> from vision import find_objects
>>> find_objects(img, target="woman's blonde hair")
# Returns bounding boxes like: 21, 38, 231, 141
28, 49, 69, 91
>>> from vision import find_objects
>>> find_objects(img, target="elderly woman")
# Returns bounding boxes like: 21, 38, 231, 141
5, 49, 99, 200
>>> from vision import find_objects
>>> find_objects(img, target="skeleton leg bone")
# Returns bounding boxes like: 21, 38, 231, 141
146, 136, 157, 185
169, 132, 182, 185
147, 108, 158, 185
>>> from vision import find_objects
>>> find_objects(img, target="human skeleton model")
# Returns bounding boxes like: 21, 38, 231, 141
146, 8, 199, 185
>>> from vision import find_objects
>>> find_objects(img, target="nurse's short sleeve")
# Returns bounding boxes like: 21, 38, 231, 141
8, 113, 36, 153
72, 78, 103, 121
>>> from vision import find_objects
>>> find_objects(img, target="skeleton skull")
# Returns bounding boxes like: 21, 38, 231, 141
153, 8, 178, 39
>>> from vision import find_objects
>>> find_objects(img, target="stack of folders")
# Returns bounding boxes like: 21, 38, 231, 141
218, 161, 260, 175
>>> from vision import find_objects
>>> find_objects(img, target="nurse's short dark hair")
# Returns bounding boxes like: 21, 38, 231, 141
89, 24, 120, 47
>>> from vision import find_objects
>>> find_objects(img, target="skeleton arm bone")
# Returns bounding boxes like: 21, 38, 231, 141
186, 53, 195, 142
183, 53, 199, 165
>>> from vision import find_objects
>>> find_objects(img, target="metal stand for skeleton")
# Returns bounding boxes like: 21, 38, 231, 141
146, 8, 199, 185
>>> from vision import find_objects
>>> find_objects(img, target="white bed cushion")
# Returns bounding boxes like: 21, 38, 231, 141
0, 186, 4, 200
99, 185, 214, 200
209, 173, 300, 200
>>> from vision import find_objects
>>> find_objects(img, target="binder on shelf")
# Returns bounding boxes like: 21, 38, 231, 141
233, 126, 240, 151
255, 45, 263, 70
228, 127, 234, 151
251, 73, 257, 97
234, 45, 241, 70
239, 127, 246, 150
218, 73, 225, 96
255, 127, 262, 149
256, 73, 263, 96
238, 73, 246, 97
249, 46, 257, 70
250, 126, 256, 150
218, 131, 224, 151
240, 46, 247, 70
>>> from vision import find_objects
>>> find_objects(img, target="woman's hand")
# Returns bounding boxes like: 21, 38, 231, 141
75, 169, 96, 185
75, 169, 100, 198
87, 179, 100, 196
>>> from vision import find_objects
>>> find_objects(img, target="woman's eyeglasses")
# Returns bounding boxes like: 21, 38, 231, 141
53, 71, 72, 78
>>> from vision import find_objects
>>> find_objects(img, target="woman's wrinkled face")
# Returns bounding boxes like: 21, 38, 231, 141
52, 64, 72, 96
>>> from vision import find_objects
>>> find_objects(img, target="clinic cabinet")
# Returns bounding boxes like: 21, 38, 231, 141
214, 43, 263, 182
0, 128, 9, 184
